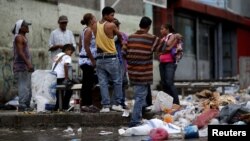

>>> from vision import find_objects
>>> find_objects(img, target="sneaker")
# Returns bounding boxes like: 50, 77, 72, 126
112, 105, 124, 112
100, 107, 110, 113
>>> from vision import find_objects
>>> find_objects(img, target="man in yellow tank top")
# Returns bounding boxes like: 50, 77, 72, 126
92, 6, 124, 113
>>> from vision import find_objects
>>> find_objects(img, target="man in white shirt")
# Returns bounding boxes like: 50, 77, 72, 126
48, 15, 76, 67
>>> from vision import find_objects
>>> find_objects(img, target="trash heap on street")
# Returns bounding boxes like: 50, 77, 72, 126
119, 86, 250, 140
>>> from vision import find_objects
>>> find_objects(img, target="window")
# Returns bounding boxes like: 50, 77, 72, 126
199, 24, 210, 60
175, 16, 195, 56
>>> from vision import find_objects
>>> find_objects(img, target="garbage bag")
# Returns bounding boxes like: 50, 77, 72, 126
118, 118, 181, 136
151, 91, 173, 113
31, 70, 57, 112
193, 109, 219, 128
219, 104, 242, 123
230, 102, 250, 124
149, 128, 169, 140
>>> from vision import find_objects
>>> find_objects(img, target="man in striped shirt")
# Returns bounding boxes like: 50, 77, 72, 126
124, 16, 170, 127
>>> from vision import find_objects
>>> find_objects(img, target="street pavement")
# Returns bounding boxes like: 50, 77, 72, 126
0, 110, 209, 141
0, 110, 140, 128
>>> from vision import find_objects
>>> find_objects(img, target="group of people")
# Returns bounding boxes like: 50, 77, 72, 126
12, 6, 183, 127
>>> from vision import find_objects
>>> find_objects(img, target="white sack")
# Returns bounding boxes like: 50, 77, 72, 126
31, 70, 57, 111
151, 91, 173, 113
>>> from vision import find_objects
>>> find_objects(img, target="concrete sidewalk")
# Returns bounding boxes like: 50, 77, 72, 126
0, 110, 154, 129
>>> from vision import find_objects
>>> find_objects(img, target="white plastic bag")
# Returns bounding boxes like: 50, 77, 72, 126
119, 124, 152, 136
152, 91, 173, 113
31, 70, 57, 112
118, 119, 181, 136
119, 119, 162, 136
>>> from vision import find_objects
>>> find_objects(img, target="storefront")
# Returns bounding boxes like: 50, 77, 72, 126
153, 0, 250, 82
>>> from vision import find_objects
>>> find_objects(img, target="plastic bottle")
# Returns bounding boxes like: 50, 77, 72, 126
74, 92, 80, 113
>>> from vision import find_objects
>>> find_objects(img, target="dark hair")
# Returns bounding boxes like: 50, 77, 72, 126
164, 23, 175, 33
81, 13, 93, 25
139, 16, 152, 29
102, 6, 115, 17
62, 44, 75, 52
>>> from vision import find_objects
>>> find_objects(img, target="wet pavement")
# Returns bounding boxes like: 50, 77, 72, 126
0, 127, 207, 141
0, 110, 134, 128
0, 127, 152, 141
0, 110, 208, 141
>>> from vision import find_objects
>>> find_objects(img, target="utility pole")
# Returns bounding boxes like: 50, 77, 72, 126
100, 0, 121, 12
100, 0, 105, 16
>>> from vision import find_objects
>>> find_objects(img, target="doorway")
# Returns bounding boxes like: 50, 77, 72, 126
198, 23, 215, 80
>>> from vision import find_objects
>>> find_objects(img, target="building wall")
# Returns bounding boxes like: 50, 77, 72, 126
239, 57, 250, 89
228, 0, 250, 18
237, 28, 250, 88
0, 0, 142, 103
153, 0, 250, 83
0, 0, 59, 103
60, 0, 144, 16
192, 0, 250, 18
237, 28, 250, 57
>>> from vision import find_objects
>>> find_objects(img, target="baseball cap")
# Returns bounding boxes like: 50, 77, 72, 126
58, 15, 68, 23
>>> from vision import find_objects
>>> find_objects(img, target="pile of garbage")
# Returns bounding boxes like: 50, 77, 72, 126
119, 86, 250, 140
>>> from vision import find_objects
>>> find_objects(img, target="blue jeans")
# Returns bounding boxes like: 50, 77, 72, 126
121, 62, 128, 107
96, 57, 122, 107
159, 62, 180, 104
111, 61, 128, 107
129, 85, 148, 127
14, 71, 32, 108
